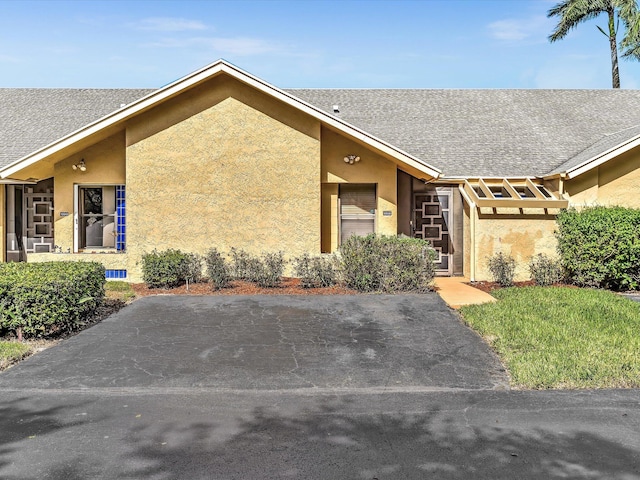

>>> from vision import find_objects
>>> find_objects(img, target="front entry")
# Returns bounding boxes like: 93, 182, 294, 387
5, 179, 54, 261
413, 186, 453, 275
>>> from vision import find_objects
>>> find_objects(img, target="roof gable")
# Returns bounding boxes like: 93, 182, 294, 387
0, 60, 441, 180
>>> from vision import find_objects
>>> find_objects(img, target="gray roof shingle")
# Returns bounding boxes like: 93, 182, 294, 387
3, 86, 640, 178
0, 88, 153, 169
288, 89, 640, 177
549, 124, 640, 176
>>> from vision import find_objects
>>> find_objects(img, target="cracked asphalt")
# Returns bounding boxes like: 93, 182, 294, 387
0, 295, 639, 479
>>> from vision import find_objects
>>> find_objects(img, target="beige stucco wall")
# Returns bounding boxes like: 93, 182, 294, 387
320, 127, 397, 252
566, 147, 640, 208
28, 252, 128, 270
474, 214, 559, 281
320, 184, 339, 253
125, 95, 321, 282
463, 202, 471, 279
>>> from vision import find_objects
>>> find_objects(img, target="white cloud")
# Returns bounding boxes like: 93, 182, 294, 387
488, 15, 552, 42
133, 17, 207, 32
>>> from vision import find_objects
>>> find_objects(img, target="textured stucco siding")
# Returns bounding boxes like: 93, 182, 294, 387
321, 127, 397, 251
474, 215, 558, 281
566, 147, 640, 208
125, 96, 321, 282
463, 202, 471, 279
28, 252, 128, 270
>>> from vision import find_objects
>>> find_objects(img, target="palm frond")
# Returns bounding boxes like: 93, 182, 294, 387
548, 0, 614, 41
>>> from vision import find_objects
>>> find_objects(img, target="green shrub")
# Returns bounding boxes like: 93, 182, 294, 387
293, 254, 338, 288
141, 249, 201, 289
556, 207, 640, 290
0, 262, 105, 339
245, 251, 286, 287
228, 249, 286, 287
183, 253, 203, 287
487, 252, 516, 287
339, 235, 436, 293
205, 248, 231, 289
229, 248, 253, 280
528, 253, 563, 286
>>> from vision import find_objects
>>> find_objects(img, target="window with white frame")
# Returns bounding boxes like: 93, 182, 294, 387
77, 185, 126, 250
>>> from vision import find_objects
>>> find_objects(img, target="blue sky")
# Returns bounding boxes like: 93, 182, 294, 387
2, 0, 640, 89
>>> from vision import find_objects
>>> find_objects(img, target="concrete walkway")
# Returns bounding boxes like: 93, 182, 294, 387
434, 276, 497, 309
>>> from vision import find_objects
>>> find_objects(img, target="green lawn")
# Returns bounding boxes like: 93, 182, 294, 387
0, 341, 32, 370
105, 281, 136, 303
460, 287, 640, 389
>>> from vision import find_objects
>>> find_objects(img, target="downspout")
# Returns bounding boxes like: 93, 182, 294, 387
458, 184, 476, 282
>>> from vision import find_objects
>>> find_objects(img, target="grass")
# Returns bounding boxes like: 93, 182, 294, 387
0, 341, 32, 370
460, 286, 640, 389
105, 281, 136, 303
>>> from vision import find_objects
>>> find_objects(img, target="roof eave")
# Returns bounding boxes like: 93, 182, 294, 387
548, 134, 640, 180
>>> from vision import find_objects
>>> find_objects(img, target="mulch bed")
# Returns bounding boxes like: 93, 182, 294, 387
468, 280, 537, 294
468, 281, 580, 294
130, 278, 359, 296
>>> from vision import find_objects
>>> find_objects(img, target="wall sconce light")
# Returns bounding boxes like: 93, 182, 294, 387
343, 154, 361, 165
72, 159, 87, 172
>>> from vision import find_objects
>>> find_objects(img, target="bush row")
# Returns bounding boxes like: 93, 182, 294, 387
0, 262, 105, 340
340, 235, 436, 293
486, 252, 562, 288
141, 235, 437, 293
486, 206, 640, 291
141, 249, 202, 289
556, 207, 640, 291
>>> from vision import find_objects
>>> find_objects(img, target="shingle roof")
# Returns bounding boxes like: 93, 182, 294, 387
0, 88, 153, 169
3, 86, 640, 177
548, 124, 640, 176
288, 89, 640, 177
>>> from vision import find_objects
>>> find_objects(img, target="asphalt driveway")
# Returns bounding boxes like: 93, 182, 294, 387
0, 294, 508, 391
1, 295, 639, 479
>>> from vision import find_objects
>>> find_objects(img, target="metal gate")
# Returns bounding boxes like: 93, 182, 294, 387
413, 187, 453, 275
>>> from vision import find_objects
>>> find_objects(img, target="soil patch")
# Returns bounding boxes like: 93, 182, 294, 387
131, 278, 359, 296
469, 281, 576, 294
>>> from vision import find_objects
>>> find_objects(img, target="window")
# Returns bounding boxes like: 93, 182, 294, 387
77, 185, 125, 250
339, 184, 376, 244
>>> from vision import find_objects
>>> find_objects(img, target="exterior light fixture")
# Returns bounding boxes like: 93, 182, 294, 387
72, 159, 87, 172
343, 154, 361, 165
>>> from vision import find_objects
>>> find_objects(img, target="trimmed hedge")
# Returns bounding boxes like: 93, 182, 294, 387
293, 253, 338, 288
339, 235, 436, 293
0, 261, 105, 338
556, 207, 640, 290
141, 249, 202, 288
205, 248, 231, 289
